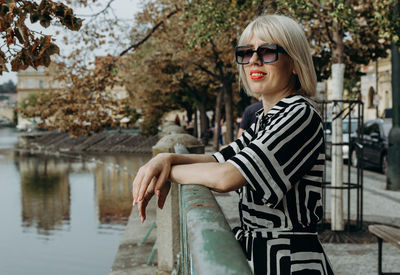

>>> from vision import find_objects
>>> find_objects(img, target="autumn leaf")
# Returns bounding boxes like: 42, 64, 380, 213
39, 14, 52, 28
7, 28, 14, 46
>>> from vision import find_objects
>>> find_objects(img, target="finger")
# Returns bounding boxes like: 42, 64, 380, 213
138, 199, 149, 223
144, 177, 156, 200
139, 178, 157, 222
138, 172, 154, 202
132, 169, 145, 205
157, 181, 171, 209
154, 167, 170, 195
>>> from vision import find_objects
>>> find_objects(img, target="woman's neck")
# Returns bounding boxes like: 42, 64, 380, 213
261, 90, 294, 114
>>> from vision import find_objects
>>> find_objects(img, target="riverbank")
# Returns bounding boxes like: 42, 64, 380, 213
16, 131, 160, 155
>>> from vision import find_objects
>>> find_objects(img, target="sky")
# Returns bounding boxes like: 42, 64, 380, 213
0, 0, 142, 85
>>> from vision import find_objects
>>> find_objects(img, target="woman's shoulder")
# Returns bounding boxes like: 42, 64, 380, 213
274, 95, 323, 121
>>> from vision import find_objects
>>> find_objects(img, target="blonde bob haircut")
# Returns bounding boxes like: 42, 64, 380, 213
238, 14, 316, 98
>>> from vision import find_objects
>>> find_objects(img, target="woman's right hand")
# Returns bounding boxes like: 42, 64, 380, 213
132, 153, 172, 207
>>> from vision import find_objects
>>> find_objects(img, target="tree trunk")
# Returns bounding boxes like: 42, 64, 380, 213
223, 79, 234, 143
331, 27, 345, 231
193, 109, 198, 138
186, 107, 193, 123
198, 95, 209, 145
212, 90, 223, 151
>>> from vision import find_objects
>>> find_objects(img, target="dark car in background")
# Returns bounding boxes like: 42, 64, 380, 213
325, 119, 359, 160
350, 118, 392, 174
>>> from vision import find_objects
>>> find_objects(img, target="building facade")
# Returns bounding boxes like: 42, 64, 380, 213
16, 64, 64, 130
360, 56, 392, 121
323, 55, 392, 121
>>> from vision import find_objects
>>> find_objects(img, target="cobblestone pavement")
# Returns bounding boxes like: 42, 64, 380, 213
323, 242, 400, 275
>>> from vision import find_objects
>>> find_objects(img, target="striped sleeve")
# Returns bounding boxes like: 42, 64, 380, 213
227, 104, 324, 208
213, 120, 258, 163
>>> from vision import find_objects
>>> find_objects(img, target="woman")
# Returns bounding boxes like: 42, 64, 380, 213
132, 14, 334, 275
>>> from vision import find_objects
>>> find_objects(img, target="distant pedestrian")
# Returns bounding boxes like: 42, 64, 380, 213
237, 100, 263, 138
220, 118, 227, 145
174, 114, 180, 126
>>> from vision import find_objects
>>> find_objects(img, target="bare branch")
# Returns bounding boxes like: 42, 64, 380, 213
209, 39, 226, 80
209, 39, 220, 65
196, 64, 218, 79
180, 79, 201, 102
119, 9, 180, 57
325, 22, 336, 46
77, 0, 116, 17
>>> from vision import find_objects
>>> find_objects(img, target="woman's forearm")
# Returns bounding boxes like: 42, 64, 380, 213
167, 153, 217, 165
169, 162, 246, 192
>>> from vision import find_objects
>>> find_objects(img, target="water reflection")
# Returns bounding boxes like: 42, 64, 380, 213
0, 128, 152, 274
95, 158, 133, 225
19, 156, 70, 235
14, 152, 150, 235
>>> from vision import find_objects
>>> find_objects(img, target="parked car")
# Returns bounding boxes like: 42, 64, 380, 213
325, 118, 359, 160
350, 119, 392, 174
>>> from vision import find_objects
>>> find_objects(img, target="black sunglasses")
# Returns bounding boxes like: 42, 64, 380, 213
235, 44, 288, 65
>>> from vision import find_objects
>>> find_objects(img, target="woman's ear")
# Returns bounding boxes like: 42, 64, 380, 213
292, 65, 298, 75
291, 61, 298, 75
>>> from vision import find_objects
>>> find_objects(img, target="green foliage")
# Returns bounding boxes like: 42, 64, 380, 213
0, 80, 16, 93
19, 93, 39, 111
344, 75, 361, 100
123, 103, 141, 125
276, 0, 393, 78
19, 91, 51, 117
373, 0, 400, 46
140, 110, 163, 137
184, 0, 240, 48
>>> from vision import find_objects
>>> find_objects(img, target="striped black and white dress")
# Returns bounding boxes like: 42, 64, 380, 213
213, 95, 334, 275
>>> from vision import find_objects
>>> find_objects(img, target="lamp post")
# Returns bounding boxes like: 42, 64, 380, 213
387, 41, 400, 190
387, 0, 400, 190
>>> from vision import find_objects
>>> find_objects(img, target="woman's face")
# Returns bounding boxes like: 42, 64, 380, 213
243, 35, 296, 97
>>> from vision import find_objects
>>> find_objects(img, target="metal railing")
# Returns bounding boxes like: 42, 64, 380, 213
174, 144, 252, 275
317, 99, 364, 231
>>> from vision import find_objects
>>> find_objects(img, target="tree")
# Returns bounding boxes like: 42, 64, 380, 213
0, 79, 16, 93
0, 0, 82, 74
123, 2, 217, 137
1, 0, 263, 140
377, 0, 400, 190
182, 0, 269, 149
9, 0, 181, 136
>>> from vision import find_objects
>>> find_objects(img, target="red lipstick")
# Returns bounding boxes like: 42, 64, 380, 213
250, 70, 266, 80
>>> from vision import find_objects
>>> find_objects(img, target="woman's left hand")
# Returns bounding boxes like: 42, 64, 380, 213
137, 177, 171, 222
132, 153, 172, 213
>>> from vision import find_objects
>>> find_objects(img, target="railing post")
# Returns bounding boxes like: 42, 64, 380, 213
152, 130, 203, 274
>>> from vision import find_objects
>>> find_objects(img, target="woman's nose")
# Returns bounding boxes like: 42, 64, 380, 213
249, 52, 262, 65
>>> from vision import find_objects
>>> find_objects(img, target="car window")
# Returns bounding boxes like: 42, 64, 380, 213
362, 124, 371, 135
324, 122, 332, 132
370, 123, 380, 135
383, 121, 392, 137
342, 121, 358, 133
362, 122, 379, 135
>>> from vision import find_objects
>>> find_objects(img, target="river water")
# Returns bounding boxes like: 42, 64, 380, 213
0, 128, 151, 275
